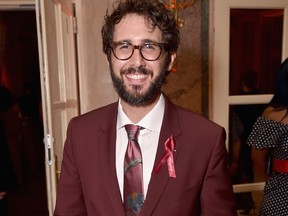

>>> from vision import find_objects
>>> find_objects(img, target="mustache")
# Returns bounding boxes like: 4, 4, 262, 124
120, 67, 152, 76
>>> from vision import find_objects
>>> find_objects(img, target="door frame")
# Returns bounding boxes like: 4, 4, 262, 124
0, 0, 80, 215
35, 0, 80, 215
212, 0, 288, 193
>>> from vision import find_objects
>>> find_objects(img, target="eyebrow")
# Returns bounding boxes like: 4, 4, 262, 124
114, 39, 161, 44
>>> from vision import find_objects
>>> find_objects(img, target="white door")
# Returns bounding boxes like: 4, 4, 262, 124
213, 0, 288, 213
35, 0, 79, 214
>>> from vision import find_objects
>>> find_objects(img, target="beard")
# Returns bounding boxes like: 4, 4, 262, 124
109, 62, 168, 106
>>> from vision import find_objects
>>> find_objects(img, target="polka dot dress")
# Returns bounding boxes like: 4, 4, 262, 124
247, 116, 288, 216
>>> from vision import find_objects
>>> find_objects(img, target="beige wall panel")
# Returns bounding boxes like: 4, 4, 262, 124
77, 0, 117, 114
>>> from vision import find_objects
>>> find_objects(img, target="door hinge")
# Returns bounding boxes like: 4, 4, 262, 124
73, 16, 78, 34
44, 134, 54, 166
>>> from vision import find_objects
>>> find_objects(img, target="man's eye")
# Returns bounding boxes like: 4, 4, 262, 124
143, 44, 156, 50
119, 43, 131, 49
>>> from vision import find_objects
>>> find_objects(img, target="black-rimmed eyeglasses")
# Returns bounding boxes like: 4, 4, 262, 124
110, 41, 165, 61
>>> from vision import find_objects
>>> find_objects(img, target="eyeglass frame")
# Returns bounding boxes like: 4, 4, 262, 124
109, 41, 167, 61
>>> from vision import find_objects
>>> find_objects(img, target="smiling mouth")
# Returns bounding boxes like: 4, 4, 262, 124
126, 73, 148, 80
120, 66, 153, 85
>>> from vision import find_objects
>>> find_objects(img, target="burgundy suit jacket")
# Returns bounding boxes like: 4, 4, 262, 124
54, 95, 237, 216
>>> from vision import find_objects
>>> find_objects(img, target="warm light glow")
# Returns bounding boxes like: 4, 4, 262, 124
163, 0, 197, 28
163, 0, 197, 73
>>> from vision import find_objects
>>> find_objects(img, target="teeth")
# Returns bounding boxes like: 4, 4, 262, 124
127, 74, 146, 80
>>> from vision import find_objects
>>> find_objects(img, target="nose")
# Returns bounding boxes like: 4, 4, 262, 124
129, 47, 146, 67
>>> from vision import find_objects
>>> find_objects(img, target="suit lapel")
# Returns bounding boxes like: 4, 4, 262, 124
98, 103, 125, 216
141, 96, 182, 216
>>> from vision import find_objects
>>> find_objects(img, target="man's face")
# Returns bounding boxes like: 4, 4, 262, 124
108, 14, 175, 106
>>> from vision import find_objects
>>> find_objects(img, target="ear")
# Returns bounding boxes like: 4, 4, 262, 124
167, 52, 177, 71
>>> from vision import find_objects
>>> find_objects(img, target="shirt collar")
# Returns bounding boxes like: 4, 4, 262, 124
117, 94, 165, 133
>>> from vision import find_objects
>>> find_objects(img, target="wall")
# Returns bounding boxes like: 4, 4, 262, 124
76, 0, 117, 114
162, 0, 203, 115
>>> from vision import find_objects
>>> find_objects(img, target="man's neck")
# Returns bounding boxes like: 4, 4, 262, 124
120, 94, 161, 123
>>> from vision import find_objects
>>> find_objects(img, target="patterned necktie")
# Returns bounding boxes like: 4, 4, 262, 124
124, 124, 144, 216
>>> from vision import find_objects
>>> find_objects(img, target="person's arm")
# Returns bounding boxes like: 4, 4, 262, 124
251, 148, 269, 182
0, 191, 7, 200
54, 119, 87, 216
229, 138, 241, 176
201, 128, 237, 216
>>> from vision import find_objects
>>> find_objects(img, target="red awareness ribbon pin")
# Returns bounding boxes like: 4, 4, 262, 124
153, 135, 176, 178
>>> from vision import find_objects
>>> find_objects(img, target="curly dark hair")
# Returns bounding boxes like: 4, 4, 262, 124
101, 0, 180, 60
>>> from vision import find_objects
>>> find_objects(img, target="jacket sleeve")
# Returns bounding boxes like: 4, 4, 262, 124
54, 119, 87, 216
200, 128, 237, 216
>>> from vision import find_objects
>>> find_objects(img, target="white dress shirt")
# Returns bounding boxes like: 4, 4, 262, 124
116, 94, 165, 200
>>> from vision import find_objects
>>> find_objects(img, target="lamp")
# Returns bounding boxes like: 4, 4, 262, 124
163, 0, 197, 27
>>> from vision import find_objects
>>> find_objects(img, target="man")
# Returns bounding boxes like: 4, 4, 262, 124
54, 0, 237, 215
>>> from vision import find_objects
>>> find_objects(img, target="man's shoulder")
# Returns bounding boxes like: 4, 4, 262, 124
174, 104, 222, 131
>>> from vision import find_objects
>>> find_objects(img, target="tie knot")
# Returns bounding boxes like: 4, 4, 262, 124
125, 124, 140, 140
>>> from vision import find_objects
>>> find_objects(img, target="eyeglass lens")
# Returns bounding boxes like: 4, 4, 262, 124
112, 43, 163, 61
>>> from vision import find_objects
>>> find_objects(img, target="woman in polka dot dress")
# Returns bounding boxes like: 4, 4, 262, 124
247, 58, 288, 216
